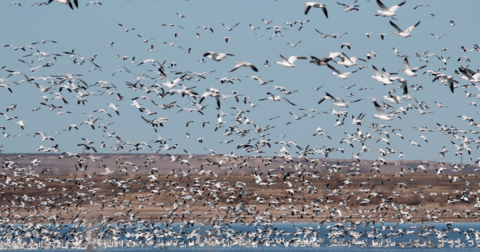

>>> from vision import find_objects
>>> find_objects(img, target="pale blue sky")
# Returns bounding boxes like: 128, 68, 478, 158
0, 0, 479, 164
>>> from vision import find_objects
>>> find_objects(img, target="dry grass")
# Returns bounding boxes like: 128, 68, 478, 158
0, 171, 479, 224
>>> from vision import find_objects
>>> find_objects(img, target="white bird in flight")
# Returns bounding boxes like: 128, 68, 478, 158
305, 2, 328, 18
327, 64, 357, 79
275, 55, 307, 67
400, 57, 426, 77
230, 61, 259, 72
373, 101, 393, 121
390, 20, 421, 38
375, 0, 406, 18
203, 52, 234, 62
48, 0, 79, 10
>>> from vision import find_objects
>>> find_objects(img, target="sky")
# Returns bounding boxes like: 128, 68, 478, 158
0, 0, 479, 165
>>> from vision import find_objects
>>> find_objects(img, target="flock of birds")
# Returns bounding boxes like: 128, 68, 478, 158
2, 0, 480, 249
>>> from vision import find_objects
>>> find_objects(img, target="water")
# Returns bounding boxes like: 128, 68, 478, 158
3, 222, 480, 251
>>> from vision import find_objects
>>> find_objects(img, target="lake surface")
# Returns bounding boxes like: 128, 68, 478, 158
3, 222, 480, 251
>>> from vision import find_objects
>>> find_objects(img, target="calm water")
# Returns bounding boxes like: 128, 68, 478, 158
6, 222, 480, 251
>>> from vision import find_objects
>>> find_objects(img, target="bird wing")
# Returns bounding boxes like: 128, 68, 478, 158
389, 21, 403, 32
230, 63, 242, 72
321, 6, 328, 18
389, 1, 406, 12
448, 78, 454, 93
279, 54, 289, 63
381, 68, 390, 78
318, 97, 326, 104
203, 51, 213, 57
376, 0, 388, 11
374, 101, 387, 116
405, 21, 421, 33
339, 53, 351, 63
403, 57, 411, 71
67, 0, 74, 10
283, 97, 296, 106
372, 65, 381, 77
411, 65, 426, 72
325, 92, 337, 102
401, 80, 408, 94
327, 64, 341, 75
289, 55, 300, 64
305, 5, 312, 14
328, 52, 343, 59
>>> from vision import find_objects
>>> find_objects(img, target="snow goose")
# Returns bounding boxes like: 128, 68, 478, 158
318, 92, 361, 107
373, 101, 393, 121
262, 18, 273, 25
16, 120, 27, 129
309, 56, 332, 66
118, 23, 134, 32
199, 90, 221, 109
305, 2, 328, 18
337, 2, 359, 11
383, 93, 402, 104
221, 22, 240, 31
436, 55, 450, 65
137, 34, 154, 43
230, 61, 258, 72
250, 24, 260, 30
161, 23, 184, 29
203, 52, 234, 62
34, 132, 54, 141
197, 25, 214, 33
136, 58, 157, 66
163, 42, 183, 49
389, 76, 408, 94
414, 3, 430, 9
377, 67, 397, 84
0, 112, 17, 121
4, 45, 25, 51
6, 104, 17, 112
275, 55, 307, 67
93, 108, 112, 117
400, 57, 426, 76
100, 167, 114, 175
48, 0, 78, 10
329, 52, 366, 67
327, 63, 357, 79
334, 117, 345, 126
433, 74, 457, 93
375, 0, 405, 18
259, 92, 296, 106
287, 41, 301, 47
410, 140, 421, 147
390, 20, 421, 38
247, 75, 273, 85
431, 33, 445, 39
108, 103, 120, 115
0, 83, 12, 93
86, 1, 102, 6
341, 43, 351, 49
458, 67, 480, 83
